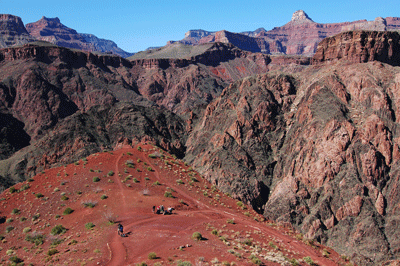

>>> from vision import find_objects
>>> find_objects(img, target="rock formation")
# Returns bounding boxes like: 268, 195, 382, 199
25, 16, 132, 57
169, 10, 400, 56
0, 14, 35, 47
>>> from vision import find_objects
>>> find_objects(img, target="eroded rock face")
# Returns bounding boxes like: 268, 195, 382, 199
184, 32, 400, 264
312, 30, 400, 65
0, 14, 35, 47
25, 16, 132, 58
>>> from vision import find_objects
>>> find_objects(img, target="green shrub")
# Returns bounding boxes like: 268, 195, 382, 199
6, 218, 13, 223
192, 232, 202, 241
101, 194, 108, 200
61, 195, 69, 201
9, 256, 23, 264
164, 191, 173, 198
85, 222, 95, 230
176, 179, 184, 185
148, 252, 157, 259
303, 256, 314, 265
82, 201, 97, 208
227, 219, 235, 224
35, 193, 44, 198
93, 176, 101, 182
133, 178, 139, 183
47, 248, 59, 256
63, 207, 74, 215
20, 184, 30, 191
211, 229, 218, 235
25, 233, 45, 245
107, 171, 114, 176
147, 167, 153, 171
5, 226, 14, 233
9, 187, 17, 193
153, 181, 161, 186
288, 258, 299, 266
51, 225, 67, 235
176, 261, 192, 266
23, 227, 31, 234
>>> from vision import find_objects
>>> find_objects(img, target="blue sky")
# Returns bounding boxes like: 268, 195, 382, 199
2, 0, 399, 53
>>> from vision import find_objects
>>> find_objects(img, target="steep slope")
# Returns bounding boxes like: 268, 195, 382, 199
0, 144, 349, 265
0, 42, 185, 188
128, 42, 275, 116
25, 16, 133, 58
185, 31, 400, 265
0, 14, 35, 47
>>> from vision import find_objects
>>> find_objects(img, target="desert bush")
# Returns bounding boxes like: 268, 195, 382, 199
153, 181, 161, 186
125, 160, 135, 168
32, 213, 40, 221
148, 252, 157, 259
20, 184, 30, 191
133, 178, 139, 183
303, 256, 314, 265
6, 218, 13, 223
249, 254, 262, 265
176, 261, 192, 266
227, 219, 235, 224
51, 225, 67, 235
147, 167, 153, 172
26, 233, 45, 246
93, 176, 101, 182
9, 186, 17, 193
103, 211, 117, 224
176, 179, 184, 185
47, 248, 59, 256
288, 258, 299, 266
5, 226, 14, 233
192, 232, 202, 241
9, 256, 23, 264
243, 238, 252, 246
35, 193, 44, 198
61, 195, 69, 201
101, 194, 108, 200
107, 171, 114, 176
85, 222, 95, 230
164, 191, 173, 198
82, 200, 97, 208
211, 229, 218, 236
23, 227, 31, 233
191, 177, 199, 182
63, 207, 74, 215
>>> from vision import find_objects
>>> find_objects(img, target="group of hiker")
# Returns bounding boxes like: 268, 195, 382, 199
117, 205, 175, 237
153, 205, 174, 215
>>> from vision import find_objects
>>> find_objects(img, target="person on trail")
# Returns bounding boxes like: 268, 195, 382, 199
117, 223, 123, 236
160, 205, 164, 214
152, 206, 156, 213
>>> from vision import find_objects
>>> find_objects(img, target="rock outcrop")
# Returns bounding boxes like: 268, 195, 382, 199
312, 30, 400, 65
25, 16, 132, 57
0, 14, 35, 47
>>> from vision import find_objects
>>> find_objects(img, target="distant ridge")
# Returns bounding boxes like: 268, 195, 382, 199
167, 10, 400, 56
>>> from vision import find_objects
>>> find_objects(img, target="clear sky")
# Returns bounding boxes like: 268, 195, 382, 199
2, 0, 399, 53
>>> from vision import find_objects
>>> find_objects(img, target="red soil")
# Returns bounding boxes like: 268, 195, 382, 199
0, 143, 351, 265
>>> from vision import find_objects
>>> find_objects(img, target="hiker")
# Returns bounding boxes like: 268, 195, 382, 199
164, 206, 174, 215
117, 223, 123, 236
156, 206, 161, 214
160, 205, 164, 214
152, 205, 156, 213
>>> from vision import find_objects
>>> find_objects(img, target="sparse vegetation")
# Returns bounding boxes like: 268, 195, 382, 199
47, 248, 59, 256
51, 225, 67, 235
82, 200, 97, 208
9, 186, 17, 193
153, 181, 161, 186
63, 207, 74, 215
176, 179, 184, 185
192, 232, 203, 241
85, 222, 95, 230
148, 252, 157, 259
35, 192, 44, 198
164, 191, 174, 198
93, 176, 101, 182
101, 194, 108, 200
107, 171, 114, 176
23, 227, 31, 233
5, 226, 14, 233
9, 256, 24, 264
303, 256, 314, 265
26, 233, 45, 245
